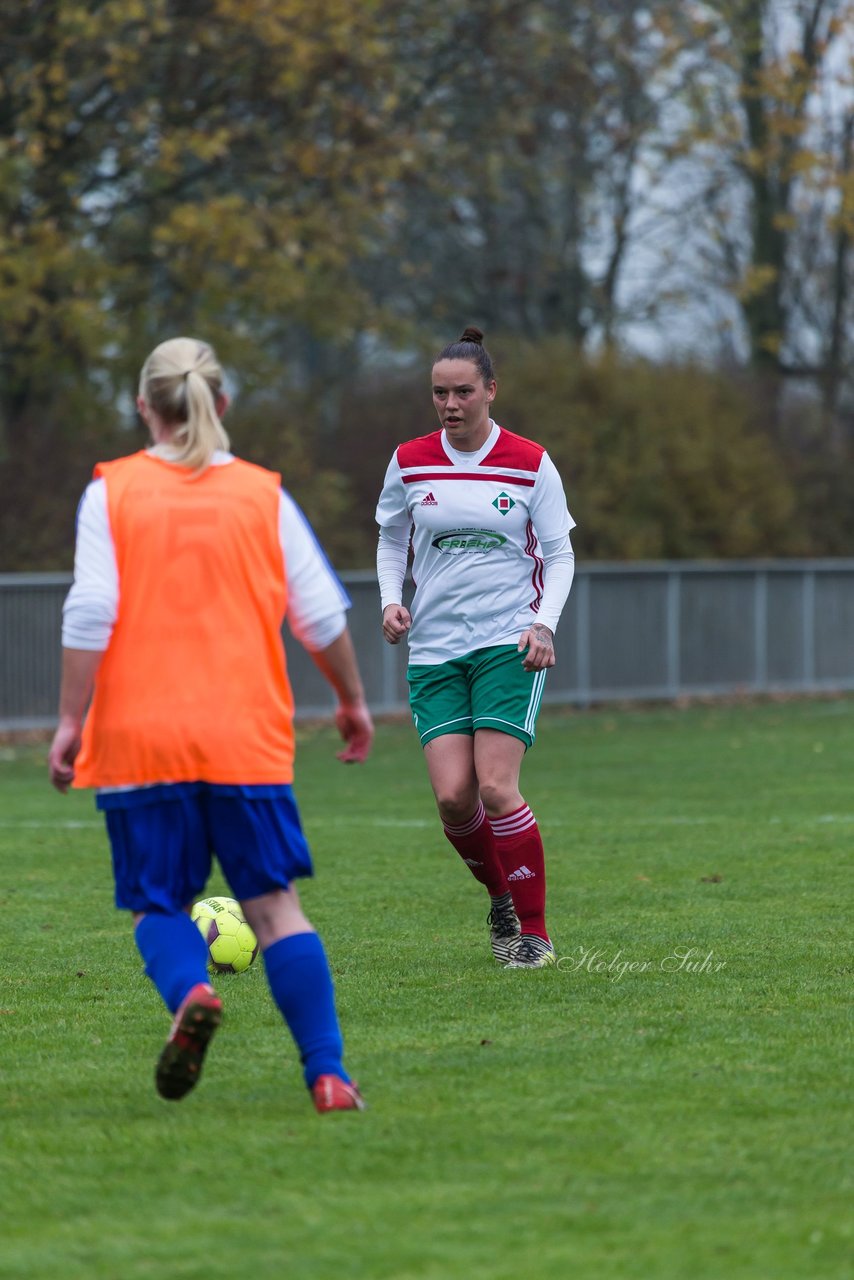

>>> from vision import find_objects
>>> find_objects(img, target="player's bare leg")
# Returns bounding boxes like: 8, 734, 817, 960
475, 730, 555, 968
423, 734, 521, 961
239, 885, 314, 949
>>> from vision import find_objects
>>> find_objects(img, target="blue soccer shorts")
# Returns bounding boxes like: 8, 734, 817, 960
96, 782, 314, 914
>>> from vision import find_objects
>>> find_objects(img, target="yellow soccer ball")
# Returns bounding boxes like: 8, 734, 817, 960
191, 896, 259, 974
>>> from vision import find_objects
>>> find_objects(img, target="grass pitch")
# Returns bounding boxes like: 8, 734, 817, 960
1, 698, 851, 1280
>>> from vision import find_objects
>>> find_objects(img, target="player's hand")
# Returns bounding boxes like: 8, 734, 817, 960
382, 603, 411, 645
335, 700, 374, 764
48, 718, 82, 793
517, 623, 556, 672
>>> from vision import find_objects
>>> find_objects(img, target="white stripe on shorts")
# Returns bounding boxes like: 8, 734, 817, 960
524, 668, 547, 737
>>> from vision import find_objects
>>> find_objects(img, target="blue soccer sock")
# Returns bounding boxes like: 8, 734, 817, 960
135, 911, 211, 1014
263, 932, 350, 1089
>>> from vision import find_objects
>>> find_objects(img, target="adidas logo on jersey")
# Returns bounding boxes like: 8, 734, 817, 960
508, 865, 535, 881
420, 492, 438, 506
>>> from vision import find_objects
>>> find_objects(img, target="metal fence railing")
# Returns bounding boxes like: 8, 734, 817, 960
2, 561, 853, 730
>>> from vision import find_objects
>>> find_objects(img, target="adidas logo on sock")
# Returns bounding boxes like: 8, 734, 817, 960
508, 865, 535, 881
420, 492, 438, 506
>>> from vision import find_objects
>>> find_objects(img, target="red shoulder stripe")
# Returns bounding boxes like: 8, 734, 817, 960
482, 427, 545, 471
397, 431, 447, 468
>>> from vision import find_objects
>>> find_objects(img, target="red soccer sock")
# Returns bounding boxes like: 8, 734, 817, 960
442, 801, 509, 898
489, 804, 549, 941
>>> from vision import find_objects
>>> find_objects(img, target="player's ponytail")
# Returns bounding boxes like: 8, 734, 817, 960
139, 337, 229, 472
435, 325, 495, 385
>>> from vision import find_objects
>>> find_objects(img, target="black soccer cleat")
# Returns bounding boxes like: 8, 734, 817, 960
487, 892, 522, 964
155, 982, 223, 1100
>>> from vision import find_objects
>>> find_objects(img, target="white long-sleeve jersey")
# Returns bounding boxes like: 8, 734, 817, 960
375, 422, 576, 665
63, 450, 350, 653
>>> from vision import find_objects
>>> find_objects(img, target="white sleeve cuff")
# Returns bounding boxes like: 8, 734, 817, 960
376, 524, 410, 612
61, 480, 119, 649
535, 536, 575, 633
295, 612, 347, 653
280, 490, 351, 650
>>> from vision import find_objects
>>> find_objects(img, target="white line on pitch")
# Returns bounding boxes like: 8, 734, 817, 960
0, 820, 102, 829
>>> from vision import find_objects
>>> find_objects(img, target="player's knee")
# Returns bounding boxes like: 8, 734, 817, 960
241, 888, 310, 949
478, 779, 522, 817
435, 788, 479, 825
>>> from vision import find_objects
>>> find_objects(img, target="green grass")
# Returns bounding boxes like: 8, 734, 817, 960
1, 698, 852, 1280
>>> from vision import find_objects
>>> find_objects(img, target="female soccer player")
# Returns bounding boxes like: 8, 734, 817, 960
375, 327, 575, 968
48, 337, 373, 1113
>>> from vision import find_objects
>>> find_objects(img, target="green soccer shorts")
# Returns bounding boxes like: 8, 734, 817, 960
406, 644, 548, 749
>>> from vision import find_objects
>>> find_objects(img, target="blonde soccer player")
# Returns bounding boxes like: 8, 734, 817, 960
49, 337, 372, 1112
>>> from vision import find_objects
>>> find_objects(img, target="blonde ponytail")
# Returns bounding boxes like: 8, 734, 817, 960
139, 337, 230, 471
